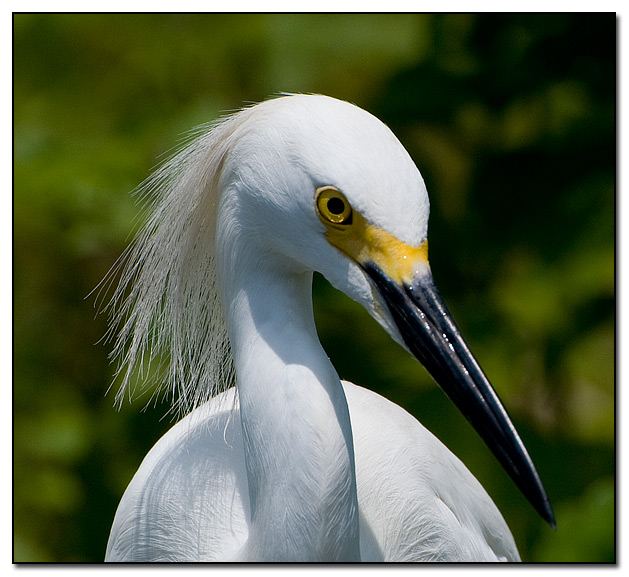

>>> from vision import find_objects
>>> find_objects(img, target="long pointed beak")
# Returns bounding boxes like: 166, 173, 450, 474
363, 261, 556, 528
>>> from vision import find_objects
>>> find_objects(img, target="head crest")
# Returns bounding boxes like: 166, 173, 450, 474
98, 107, 258, 416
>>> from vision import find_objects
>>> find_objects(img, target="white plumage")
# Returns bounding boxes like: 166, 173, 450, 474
106, 385, 517, 562
103, 94, 553, 562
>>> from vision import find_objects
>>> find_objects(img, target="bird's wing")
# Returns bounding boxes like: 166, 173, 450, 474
343, 381, 520, 562
105, 388, 250, 562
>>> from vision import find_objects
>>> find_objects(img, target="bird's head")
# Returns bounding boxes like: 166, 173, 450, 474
217, 95, 429, 342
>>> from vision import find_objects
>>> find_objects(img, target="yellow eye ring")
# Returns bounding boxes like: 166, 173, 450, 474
316, 186, 353, 226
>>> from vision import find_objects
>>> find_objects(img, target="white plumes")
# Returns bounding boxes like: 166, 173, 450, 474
101, 109, 252, 416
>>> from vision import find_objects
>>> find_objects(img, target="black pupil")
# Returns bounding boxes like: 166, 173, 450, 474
327, 197, 345, 216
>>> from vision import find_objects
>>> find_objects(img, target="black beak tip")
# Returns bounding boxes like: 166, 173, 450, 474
540, 496, 557, 530
548, 511, 557, 530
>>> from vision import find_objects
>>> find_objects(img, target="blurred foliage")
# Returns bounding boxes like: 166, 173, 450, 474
13, 13, 615, 562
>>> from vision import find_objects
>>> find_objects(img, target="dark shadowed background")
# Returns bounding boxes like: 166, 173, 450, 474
14, 13, 615, 562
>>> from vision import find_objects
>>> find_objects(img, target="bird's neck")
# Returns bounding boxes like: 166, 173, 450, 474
218, 250, 360, 561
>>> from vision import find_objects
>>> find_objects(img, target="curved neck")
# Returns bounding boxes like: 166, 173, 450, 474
217, 237, 360, 561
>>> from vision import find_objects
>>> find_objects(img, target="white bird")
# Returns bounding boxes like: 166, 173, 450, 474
103, 94, 554, 563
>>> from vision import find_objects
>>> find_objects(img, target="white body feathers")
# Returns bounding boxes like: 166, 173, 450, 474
106, 383, 518, 562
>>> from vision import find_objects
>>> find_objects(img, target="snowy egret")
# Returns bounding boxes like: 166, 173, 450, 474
103, 94, 554, 562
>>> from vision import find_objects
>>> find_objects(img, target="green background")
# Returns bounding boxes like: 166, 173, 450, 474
14, 13, 615, 562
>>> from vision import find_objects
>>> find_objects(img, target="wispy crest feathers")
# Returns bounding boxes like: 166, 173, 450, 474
100, 110, 250, 416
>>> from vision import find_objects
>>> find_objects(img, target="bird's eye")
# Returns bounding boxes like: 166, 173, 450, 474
316, 186, 353, 226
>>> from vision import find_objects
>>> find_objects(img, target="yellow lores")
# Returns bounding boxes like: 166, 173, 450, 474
315, 186, 429, 285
